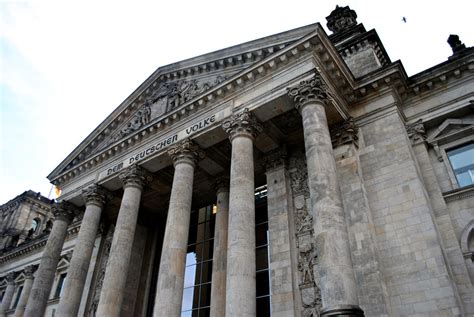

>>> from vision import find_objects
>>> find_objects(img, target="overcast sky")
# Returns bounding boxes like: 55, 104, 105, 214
1, 0, 473, 204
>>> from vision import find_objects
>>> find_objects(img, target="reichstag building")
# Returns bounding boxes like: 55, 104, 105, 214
1, 5, 473, 317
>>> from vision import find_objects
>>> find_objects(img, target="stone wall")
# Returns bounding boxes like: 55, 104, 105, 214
357, 107, 461, 315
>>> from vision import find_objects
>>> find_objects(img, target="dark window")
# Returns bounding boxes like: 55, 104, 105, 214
31, 218, 40, 232
13, 285, 23, 308
54, 273, 67, 298
447, 143, 474, 187
181, 206, 216, 317
255, 185, 271, 317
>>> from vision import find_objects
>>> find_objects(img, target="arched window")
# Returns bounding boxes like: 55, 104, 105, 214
30, 218, 40, 232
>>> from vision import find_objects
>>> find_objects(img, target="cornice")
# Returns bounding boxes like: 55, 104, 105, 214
443, 184, 474, 203
350, 51, 473, 104
0, 220, 82, 264
47, 24, 319, 182
50, 25, 357, 189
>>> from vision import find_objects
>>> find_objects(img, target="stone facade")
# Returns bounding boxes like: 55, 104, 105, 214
1, 5, 474, 316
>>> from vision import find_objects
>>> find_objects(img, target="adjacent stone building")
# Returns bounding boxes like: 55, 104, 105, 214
1, 5, 473, 316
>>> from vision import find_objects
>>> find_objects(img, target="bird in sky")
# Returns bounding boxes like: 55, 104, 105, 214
402, 17, 407, 23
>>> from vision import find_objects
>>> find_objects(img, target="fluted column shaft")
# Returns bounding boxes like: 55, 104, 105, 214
289, 74, 363, 315
14, 266, 35, 317
24, 203, 75, 317
96, 165, 150, 317
57, 185, 108, 317
1, 273, 16, 314
153, 139, 202, 317
222, 109, 262, 317
210, 179, 230, 317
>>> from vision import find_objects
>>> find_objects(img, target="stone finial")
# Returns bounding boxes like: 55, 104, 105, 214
447, 34, 467, 55
326, 5, 358, 34
52, 201, 78, 223
82, 184, 110, 207
167, 138, 205, 167
24, 265, 36, 278
119, 164, 153, 190
222, 108, 263, 142
406, 119, 426, 145
287, 73, 329, 111
261, 146, 287, 171
330, 118, 359, 148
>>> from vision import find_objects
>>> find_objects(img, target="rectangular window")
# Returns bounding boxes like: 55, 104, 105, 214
255, 186, 271, 317
13, 285, 23, 308
181, 206, 215, 317
447, 143, 474, 187
54, 273, 67, 298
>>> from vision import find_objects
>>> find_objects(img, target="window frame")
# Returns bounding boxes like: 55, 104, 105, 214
438, 135, 474, 190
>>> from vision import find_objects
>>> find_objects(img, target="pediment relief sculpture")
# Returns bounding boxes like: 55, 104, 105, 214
103, 75, 228, 149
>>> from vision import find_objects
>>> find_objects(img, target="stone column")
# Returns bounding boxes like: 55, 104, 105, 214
153, 139, 203, 317
288, 74, 363, 316
96, 165, 151, 317
14, 266, 35, 317
0, 272, 16, 314
210, 176, 230, 317
57, 184, 109, 317
24, 202, 76, 317
222, 109, 262, 317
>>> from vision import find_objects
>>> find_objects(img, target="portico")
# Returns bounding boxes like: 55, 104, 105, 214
39, 12, 378, 316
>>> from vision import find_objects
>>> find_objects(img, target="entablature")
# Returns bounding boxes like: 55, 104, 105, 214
49, 25, 357, 193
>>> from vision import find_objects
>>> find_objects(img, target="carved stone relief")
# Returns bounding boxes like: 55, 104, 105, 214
289, 154, 322, 316
88, 224, 114, 316
107, 75, 227, 146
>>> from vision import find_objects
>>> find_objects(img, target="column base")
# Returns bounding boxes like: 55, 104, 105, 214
320, 305, 364, 316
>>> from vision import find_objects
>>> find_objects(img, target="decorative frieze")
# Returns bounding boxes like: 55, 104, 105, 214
287, 73, 330, 112
167, 138, 205, 166
222, 108, 263, 141
330, 118, 359, 148
119, 164, 153, 190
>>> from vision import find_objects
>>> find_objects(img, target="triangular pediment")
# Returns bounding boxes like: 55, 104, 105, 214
427, 118, 474, 144
48, 23, 321, 181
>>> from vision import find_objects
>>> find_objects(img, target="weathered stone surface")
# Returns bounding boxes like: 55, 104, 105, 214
153, 140, 201, 316
210, 178, 229, 317
96, 166, 150, 317
223, 109, 261, 317
57, 185, 109, 317
289, 76, 362, 315
23, 202, 76, 317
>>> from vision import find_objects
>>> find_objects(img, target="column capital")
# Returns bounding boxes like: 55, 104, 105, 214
167, 138, 205, 167
6, 272, 16, 284
287, 73, 330, 112
261, 146, 287, 171
52, 201, 78, 223
214, 175, 230, 194
330, 118, 359, 148
119, 164, 152, 190
222, 108, 263, 142
82, 184, 110, 207
23, 265, 36, 279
